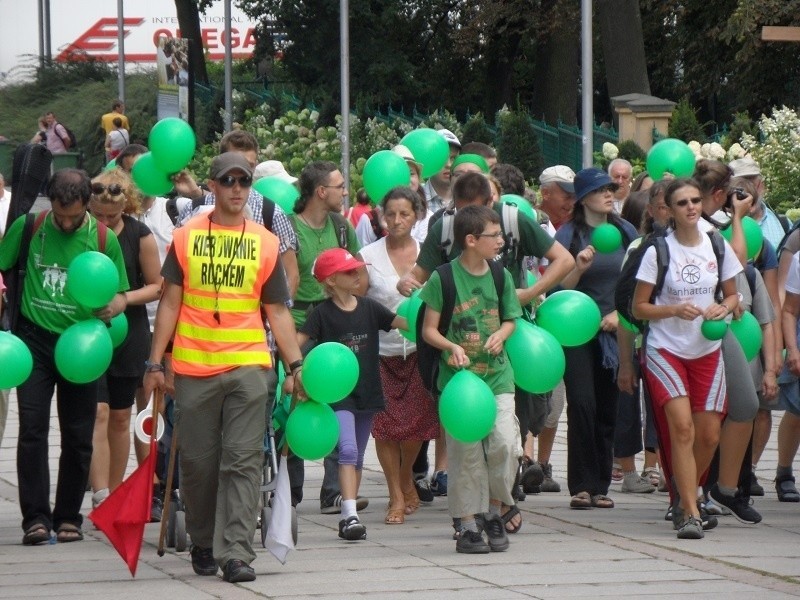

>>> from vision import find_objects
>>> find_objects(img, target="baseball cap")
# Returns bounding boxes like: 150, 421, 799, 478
450, 153, 489, 174
312, 248, 367, 281
573, 167, 618, 202
437, 128, 461, 149
253, 160, 298, 184
540, 165, 576, 194
209, 152, 253, 180
729, 156, 761, 178
391, 144, 423, 174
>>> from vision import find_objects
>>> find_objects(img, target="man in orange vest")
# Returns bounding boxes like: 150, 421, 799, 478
143, 152, 304, 583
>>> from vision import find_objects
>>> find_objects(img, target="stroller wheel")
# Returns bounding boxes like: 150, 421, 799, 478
174, 510, 187, 552
165, 500, 177, 548
261, 506, 272, 548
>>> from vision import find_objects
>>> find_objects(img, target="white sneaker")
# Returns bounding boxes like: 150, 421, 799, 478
621, 472, 655, 493
91, 488, 109, 509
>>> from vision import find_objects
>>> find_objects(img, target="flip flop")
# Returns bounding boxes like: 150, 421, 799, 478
56, 523, 84, 543
22, 523, 50, 546
500, 504, 522, 534
570, 491, 592, 509
591, 494, 615, 508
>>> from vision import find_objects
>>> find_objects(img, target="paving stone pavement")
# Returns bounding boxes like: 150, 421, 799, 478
0, 387, 798, 599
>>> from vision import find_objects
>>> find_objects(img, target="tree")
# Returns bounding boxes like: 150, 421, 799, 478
174, 0, 209, 85
596, 0, 650, 99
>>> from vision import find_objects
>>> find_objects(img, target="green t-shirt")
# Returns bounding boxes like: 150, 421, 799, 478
418, 258, 522, 395
417, 204, 555, 284
0, 212, 130, 333
289, 213, 359, 326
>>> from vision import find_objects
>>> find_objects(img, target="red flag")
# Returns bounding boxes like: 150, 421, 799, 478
89, 439, 156, 576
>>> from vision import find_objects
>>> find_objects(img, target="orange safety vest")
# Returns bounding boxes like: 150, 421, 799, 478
171, 213, 279, 376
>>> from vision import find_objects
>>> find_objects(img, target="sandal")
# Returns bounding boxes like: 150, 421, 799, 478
385, 507, 405, 524
500, 504, 522, 534
591, 494, 614, 509
56, 523, 84, 543
402, 488, 420, 515
22, 523, 50, 546
570, 491, 592, 509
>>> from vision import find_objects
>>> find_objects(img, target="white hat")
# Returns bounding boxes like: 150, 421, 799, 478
437, 128, 461, 148
391, 144, 423, 174
253, 160, 298, 184
729, 156, 761, 178
540, 165, 576, 193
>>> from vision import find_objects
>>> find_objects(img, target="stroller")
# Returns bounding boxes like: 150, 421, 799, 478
157, 393, 188, 554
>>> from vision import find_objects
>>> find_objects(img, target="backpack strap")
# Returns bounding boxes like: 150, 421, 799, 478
328, 211, 349, 249
439, 209, 456, 264
744, 263, 757, 299
97, 220, 108, 252
5, 211, 46, 332
488, 260, 506, 321
262, 198, 276, 233
707, 229, 726, 300
650, 236, 671, 303
500, 203, 521, 273
435, 262, 456, 336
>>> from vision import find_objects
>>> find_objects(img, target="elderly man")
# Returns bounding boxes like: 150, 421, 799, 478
608, 158, 632, 214
539, 165, 576, 230
730, 156, 787, 249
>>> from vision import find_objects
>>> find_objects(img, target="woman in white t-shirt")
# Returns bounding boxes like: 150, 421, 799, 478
633, 178, 741, 540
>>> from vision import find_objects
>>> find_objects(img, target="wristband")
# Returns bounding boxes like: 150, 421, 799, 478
288, 359, 303, 375
144, 360, 165, 373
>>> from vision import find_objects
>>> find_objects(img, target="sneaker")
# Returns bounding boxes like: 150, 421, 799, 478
480, 513, 509, 552
455, 529, 490, 554
641, 467, 661, 487
430, 471, 448, 496
664, 505, 674, 522
521, 461, 544, 493
512, 484, 526, 502
703, 496, 731, 516
222, 559, 255, 583
657, 474, 669, 493
91, 488, 109, 509
338, 516, 367, 540
621, 472, 656, 494
698, 502, 718, 531
190, 545, 218, 576
320, 494, 369, 514
539, 462, 561, 493
749, 472, 765, 496
611, 462, 624, 482
709, 484, 762, 524
150, 495, 163, 523
676, 515, 704, 540
414, 477, 434, 503
775, 475, 800, 502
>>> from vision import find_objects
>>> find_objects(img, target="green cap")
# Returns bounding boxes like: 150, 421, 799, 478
450, 153, 489, 174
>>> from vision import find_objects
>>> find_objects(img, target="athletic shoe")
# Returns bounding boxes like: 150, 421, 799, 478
150, 495, 163, 523
621, 472, 655, 493
521, 461, 544, 493
540, 462, 561, 493
775, 475, 800, 502
91, 488, 109, 509
641, 466, 661, 487
190, 545, 218, 576
338, 516, 367, 540
414, 476, 435, 503
480, 513, 509, 552
512, 484, 526, 502
708, 484, 762, 524
455, 529, 490, 554
430, 471, 448, 496
676, 515, 704, 539
320, 494, 369, 514
222, 559, 256, 583
703, 496, 731, 516
749, 472, 765, 496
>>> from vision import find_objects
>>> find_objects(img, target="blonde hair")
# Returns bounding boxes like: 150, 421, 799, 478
90, 168, 142, 215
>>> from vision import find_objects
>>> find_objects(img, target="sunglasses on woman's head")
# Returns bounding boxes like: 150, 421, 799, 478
674, 197, 702, 207
91, 183, 123, 196
216, 174, 253, 188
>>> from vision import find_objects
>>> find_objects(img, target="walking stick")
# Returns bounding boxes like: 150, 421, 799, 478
157, 391, 177, 557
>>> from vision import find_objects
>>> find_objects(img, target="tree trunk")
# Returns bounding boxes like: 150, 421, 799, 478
174, 0, 209, 85
596, 0, 650, 99
483, 26, 523, 116
531, 22, 580, 125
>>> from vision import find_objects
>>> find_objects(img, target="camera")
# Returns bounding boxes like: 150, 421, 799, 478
725, 186, 747, 208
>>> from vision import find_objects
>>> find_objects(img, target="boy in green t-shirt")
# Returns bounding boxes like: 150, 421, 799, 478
418, 205, 523, 554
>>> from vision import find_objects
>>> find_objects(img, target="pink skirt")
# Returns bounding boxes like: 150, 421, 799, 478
372, 353, 440, 441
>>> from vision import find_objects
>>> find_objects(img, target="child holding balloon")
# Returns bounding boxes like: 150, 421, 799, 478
290, 248, 406, 541
419, 204, 523, 554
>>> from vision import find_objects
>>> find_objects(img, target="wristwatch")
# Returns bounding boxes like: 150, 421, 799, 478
144, 360, 165, 373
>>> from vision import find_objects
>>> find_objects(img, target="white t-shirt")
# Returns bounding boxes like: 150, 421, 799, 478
637, 231, 742, 359
138, 196, 174, 329
786, 252, 800, 294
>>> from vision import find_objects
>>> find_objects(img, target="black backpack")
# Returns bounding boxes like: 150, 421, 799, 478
415, 260, 505, 393
614, 229, 726, 333
9, 143, 52, 224
56, 122, 78, 150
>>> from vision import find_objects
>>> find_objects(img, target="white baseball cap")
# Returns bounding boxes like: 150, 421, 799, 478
437, 128, 461, 149
253, 160, 298, 184
539, 165, 576, 194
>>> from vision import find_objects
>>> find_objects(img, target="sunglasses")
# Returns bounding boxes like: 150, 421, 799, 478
91, 183, 123, 196
217, 174, 253, 188
674, 197, 702, 207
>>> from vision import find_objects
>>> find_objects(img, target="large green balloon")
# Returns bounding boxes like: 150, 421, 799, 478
149, 118, 196, 173
646, 138, 696, 181
132, 152, 174, 197
591, 223, 623, 254
253, 177, 299, 214
720, 217, 764, 261
505, 319, 565, 393
618, 313, 640, 333
535, 290, 601, 347
66, 251, 119, 309
730, 311, 763, 362
303, 342, 359, 404
362, 150, 410, 204
701, 319, 728, 341
55, 319, 113, 384
400, 129, 449, 178
107, 313, 129, 348
500, 194, 536, 221
397, 290, 422, 343
439, 370, 497, 442
285, 401, 340, 460
0, 332, 33, 388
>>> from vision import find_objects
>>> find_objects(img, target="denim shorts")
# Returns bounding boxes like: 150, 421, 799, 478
777, 366, 800, 416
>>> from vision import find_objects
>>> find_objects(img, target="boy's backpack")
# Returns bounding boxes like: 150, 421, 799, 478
415, 259, 505, 393
288, 211, 349, 249
614, 229, 726, 333
9, 143, 52, 225
2, 211, 107, 332
56, 122, 77, 150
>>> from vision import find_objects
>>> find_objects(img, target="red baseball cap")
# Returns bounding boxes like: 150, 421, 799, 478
312, 248, 366, 281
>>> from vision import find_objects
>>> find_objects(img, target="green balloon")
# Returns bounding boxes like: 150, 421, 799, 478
132, 152, 174, 197
505, 319, 565, 393
535, 290, 601, 347
646, 138, 696, 181
730, 311, 763, 361
526, 270, 537, 287
285, 401, 339, 460
253, 177, 299, 214
439, 370, 497, 442
500, 194, 536, 221
149, 118, 196, 173
0, 332, 33, 388
618, 313, 640, 333
700, 319, 728, 341
103, 159, 117, 171
66, 251, 120, 309
107, 313, 128, 348
591, 223, 623, 254
400, 128, 449, 179
303, 342, 359, 404
720, 216, 764, 261
397, 291, 422, 343
362, 150, 410, 204
55, 319, 113, 384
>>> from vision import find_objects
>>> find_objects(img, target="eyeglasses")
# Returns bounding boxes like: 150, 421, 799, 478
91, 183, 123, 196
323, 183, 346, 190
217, 174, 253, 188
674, 197, 703, 207
476, 231, 504, 239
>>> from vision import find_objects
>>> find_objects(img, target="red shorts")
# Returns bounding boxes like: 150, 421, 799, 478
643, 346, 727, 414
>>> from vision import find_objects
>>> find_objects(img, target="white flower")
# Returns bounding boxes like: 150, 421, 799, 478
727, 143, 746, 161
707, 142, 725, 160
602, 142, 619, 160
688, 140, 702, 157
